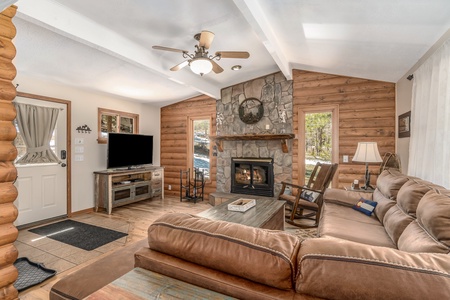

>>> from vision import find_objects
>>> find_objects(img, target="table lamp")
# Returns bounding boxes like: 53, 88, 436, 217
352, 142, 382, 190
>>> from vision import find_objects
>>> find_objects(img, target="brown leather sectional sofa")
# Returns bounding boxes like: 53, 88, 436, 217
136, 169, 450, 299
50, 169, 450, 299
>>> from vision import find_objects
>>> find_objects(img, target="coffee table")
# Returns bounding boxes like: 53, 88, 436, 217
197, 197, 286, 230
84, 267, 236, 299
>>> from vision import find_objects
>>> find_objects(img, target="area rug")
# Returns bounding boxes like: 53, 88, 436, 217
14, 257, 56, 292
29, 220, 128, 251
294, 227, 318, 239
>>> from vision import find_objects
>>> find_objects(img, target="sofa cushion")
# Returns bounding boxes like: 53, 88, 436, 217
323, 188, 373, 206
397, 221, 449, 253
396, 179, 444, 217
383, 205, 415, 245
319, 204, 396, 248
416, 190, 450, 248
376, 169, 409, 200
296, 238, 450, 300
147, 212, 301, 290
320, 202, 381, 226
372, 189, 396, 224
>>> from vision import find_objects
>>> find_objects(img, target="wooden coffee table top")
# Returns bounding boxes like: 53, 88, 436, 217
84, 267, 236, 299
197, 197, 285, 229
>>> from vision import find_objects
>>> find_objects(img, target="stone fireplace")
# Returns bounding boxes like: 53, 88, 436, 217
215, 72, 293, 196
231, 158, 274, 197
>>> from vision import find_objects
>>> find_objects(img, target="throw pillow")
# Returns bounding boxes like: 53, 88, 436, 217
353, 198, 378, 216
300, 189, 321, 202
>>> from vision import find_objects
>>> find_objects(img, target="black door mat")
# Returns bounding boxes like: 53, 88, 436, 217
14, 257, 56, 292
29, 219, 128, 251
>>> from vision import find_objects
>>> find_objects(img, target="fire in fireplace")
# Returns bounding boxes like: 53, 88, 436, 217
231, 157, 274, 197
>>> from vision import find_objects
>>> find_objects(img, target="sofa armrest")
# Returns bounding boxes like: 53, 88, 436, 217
323, 188, 373, 207
50, 239, 147, 300
296, 238, 450, 299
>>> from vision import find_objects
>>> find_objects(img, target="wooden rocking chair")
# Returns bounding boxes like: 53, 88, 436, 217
278, 162, 338, 228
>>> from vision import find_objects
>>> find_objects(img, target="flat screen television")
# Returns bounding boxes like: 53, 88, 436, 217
107, 133, 153, 169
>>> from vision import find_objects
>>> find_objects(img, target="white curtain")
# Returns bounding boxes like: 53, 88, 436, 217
408, 38, 450, 188
14, 102, 61, 164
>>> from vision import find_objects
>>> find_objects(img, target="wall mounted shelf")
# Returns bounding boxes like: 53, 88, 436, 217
210, 134, 295, 153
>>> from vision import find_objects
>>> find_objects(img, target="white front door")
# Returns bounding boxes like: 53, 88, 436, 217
14, 97, 68, 226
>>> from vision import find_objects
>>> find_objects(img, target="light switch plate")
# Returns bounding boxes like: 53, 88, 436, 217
75, 146, 84, 153
343, 155, 349, 163
75, 138, 84, 145
75, 154, 84, 161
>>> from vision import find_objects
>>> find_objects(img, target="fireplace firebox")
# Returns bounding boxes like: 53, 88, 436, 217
231, 158, 274, 197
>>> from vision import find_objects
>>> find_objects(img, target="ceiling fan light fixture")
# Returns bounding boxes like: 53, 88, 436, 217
231, 65, 242, 71
190, 58, 213, 76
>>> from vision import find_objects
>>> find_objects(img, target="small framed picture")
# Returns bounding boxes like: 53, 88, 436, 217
398, 111, 411, 138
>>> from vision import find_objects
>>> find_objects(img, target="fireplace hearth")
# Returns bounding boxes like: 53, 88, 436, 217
231, 158, 274, 197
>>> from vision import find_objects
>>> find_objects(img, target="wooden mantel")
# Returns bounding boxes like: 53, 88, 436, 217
210, 134, 295, 153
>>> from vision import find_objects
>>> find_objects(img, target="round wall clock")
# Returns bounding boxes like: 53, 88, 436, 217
238, 98, 264, 124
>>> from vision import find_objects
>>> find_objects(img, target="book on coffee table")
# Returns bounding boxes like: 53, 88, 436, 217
227, 198, 256, 212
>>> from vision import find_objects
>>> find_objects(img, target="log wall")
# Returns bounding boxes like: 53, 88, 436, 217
160, 95, 216, 199
0, 5, 18, 300
293, 70, 396, 188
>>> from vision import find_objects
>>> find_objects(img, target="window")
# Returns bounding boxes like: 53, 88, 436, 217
304, 112, 332, 184
14, 119, 57, 163
189, 117, 211, 180
299, 105, 339, 187
98, 108, 139, 144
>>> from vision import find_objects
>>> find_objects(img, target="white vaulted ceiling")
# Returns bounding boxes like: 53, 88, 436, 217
10, 0, 450, 106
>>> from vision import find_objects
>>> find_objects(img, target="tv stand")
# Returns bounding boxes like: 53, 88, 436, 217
94, 167, 164, 214
126, 165, 146, 170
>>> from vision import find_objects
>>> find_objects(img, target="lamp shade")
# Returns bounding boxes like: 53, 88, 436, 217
190, 58, 213, 75
352, 142, 382, 163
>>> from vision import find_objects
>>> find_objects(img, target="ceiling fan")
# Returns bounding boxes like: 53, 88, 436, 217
152, 30, 250, 76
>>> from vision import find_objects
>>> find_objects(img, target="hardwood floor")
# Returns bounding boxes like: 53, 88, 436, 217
16, 196, 314, 299
16, 196, 210, 299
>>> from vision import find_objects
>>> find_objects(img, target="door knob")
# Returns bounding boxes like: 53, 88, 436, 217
61, 163, 67, 167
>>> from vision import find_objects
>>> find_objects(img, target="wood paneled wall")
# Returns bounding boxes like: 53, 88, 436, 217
293, 70, 396, 188
0, 5, 19, 300
160, 95, 216, 199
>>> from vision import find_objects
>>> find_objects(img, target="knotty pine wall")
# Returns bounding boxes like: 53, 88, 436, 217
0, 5, 19, 300
293, 70, 396, 188
161, 94, 217, 199
161, 72, 395, 194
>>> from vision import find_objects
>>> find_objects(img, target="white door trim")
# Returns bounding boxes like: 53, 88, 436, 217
16, 92, 72, 217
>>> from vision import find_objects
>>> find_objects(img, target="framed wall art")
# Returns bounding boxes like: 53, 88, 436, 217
398, 111, 411, 138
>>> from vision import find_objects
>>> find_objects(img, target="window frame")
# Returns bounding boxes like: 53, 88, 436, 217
298, 105, 339, 188
187, 115, 213, 182
97, 108, 139, 144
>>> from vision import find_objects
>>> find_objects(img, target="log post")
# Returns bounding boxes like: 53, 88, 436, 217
0, 5, 18, 300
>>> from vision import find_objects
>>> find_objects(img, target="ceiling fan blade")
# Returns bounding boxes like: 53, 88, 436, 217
170, 60, 189, 71
215, 51, 250, 59
152, 45, 188, 54
199, 31, 215, 49
210, 60, 224, 74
